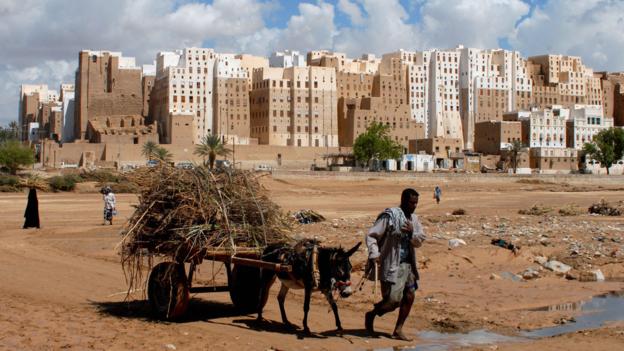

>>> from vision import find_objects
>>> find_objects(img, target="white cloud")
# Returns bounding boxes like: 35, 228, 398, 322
278, 2, 336, 52
338, 0, 365, 25
333, 0, 528, 58
212, 2, 336, 55
419, 0, 529, 49
335, 0, 420, 56
510, 0, 624, 71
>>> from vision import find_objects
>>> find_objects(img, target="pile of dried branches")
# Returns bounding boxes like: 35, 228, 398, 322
120, 164, 292, 291
588, 199, 622, 216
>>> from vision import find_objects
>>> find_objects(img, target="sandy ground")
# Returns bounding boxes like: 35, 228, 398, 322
0, 174, 623, 350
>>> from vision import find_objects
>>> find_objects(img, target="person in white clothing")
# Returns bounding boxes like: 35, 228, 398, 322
101, 186, 117, 225
364, 188, 426, 341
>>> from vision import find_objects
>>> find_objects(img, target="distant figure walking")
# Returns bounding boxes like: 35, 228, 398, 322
433, 186, 442, 204
101, 186, 117, 225
23, 188, 40, 229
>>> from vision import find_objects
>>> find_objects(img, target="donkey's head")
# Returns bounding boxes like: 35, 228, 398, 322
327, 242, 361, 298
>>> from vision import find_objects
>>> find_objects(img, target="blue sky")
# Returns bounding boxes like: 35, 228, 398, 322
1, 0, 622, 126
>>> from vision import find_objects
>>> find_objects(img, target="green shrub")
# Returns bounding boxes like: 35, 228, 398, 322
0, 174, 19, 187
48, 174, 80, 192
0, 141, 35, 175
80, 169, 123, 183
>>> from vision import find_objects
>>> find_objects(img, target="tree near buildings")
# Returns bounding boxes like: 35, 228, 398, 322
509, 140, 525, 174
142, 141, 158, 161
154, 146, 173, 163
582, 127, 624, 175
353, 122, 402, 168
0, 121, 19, 143
194, 135, 231, 169
0, 140, 35, 175
8, 121, 18, 135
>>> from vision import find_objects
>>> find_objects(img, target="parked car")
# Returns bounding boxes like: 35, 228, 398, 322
176, 161, 194, 169
254, 164, 272, 171
147, 160, 159, 167
215, 160, 232, 169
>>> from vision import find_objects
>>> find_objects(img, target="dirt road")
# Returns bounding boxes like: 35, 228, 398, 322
0, 175, 623, 350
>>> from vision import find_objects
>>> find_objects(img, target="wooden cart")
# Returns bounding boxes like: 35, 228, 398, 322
146, 247, 291, 320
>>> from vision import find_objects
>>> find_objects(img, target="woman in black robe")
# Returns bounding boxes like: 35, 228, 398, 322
23, 188, 40, 229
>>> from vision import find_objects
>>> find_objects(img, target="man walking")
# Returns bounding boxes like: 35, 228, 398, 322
365, 188, 426, 341
433, 186, 442, 204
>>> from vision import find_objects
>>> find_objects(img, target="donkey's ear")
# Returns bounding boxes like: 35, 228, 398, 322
346, 242, 362, 257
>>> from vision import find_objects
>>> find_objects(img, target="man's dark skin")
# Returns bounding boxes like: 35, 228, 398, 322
365, 194, 418, 341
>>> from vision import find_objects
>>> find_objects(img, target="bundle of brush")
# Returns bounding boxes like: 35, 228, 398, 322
17, 174, 50, 192
120, 163, 293, 290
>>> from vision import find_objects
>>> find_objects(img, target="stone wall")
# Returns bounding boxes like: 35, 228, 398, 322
42, 140, 348, 170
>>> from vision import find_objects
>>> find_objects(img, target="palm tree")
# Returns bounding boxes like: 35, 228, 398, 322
509, 140, 524, 174
194, 135, 232, 169
142, 141, 158, 161
8, 121, 18, 139
154, 146, 172, 162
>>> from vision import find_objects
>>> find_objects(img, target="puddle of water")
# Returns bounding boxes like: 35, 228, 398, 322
521, 290, 624, 338
384, 290, 624, 351
406, 330, 521, 351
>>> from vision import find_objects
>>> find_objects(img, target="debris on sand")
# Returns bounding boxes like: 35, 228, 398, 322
522, 267, 540, 280
543, 260, 572, 275
448, 238, 467, 249
292, 209, 326, 224
452, 208, 466, 216
491, 238, 520, 254
588, 199, 622, 216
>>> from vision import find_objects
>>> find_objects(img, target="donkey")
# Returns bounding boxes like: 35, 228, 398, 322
257, 239, 361, 334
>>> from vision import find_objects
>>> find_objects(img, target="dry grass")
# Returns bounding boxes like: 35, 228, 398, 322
558, 204, 583, 216
518, 203, 553, 216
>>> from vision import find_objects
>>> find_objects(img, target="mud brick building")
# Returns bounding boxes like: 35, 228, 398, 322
75, 50, 144, 140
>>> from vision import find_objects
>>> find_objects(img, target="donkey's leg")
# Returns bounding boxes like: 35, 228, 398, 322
277, 284, 293, 327
302, 287, 312, 334
256, 269, 276, 321
324, 291, 342, 331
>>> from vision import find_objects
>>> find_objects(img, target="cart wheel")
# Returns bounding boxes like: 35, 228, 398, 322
148, 262, 189, 320
229, 265, 262, 313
